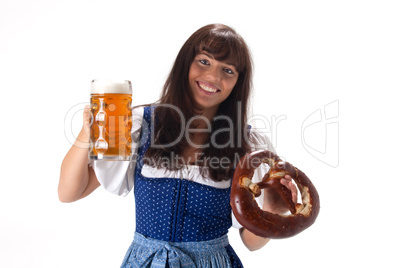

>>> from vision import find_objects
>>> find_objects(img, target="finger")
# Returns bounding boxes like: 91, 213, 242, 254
280, 177, 291, 185
280, 176, 298, 203
284, 174, 292, 181
83, 105, 90, 115
289, 182, 298, 203
83, 107, 90, 120
83, 105, 91, 131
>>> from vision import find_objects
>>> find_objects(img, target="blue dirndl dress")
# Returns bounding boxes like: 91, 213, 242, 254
120, 106, 243, 268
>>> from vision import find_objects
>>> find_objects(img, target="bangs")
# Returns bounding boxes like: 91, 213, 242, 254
197, 29, 247, 73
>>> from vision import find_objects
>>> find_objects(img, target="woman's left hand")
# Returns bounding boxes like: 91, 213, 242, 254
263, 175, 298, 215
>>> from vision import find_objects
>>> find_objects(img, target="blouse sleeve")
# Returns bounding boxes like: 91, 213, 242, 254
88, 106, 144, 196
231, 128, 277, 229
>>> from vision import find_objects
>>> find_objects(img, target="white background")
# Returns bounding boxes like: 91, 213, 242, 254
1, 0, 401, 267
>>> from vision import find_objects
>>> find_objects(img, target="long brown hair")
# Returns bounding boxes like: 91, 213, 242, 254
144, 23, 253, 181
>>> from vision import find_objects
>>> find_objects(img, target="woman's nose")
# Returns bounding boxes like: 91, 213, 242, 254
205, 66, 222, 82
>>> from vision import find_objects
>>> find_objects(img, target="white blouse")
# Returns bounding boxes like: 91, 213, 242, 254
89, 106, 276, 228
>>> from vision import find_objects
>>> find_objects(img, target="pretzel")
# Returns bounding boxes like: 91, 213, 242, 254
230, 150, 320, 239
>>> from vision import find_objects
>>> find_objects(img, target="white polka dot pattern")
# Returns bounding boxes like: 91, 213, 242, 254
134, 106, 232, 242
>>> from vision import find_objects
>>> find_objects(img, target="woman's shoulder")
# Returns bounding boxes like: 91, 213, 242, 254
132, 105, 148, 116
132, 106, 145, 130
248, 127, 276, 152
132, 104, 160, 120
132, 104, 157, 124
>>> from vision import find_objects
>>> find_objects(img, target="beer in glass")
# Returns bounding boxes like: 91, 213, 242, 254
89, 80, 132, 160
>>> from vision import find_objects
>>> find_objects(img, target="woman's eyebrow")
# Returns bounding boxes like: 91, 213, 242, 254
200, 52, 214, 59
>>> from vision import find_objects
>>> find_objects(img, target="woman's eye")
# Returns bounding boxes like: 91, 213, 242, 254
224, 68, 234, 74
199, 59, 209, 65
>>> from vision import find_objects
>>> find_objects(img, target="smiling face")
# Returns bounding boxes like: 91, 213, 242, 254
188, 51, 239, 118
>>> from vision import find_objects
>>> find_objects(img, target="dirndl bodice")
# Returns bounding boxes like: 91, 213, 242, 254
120, 106, 243, 268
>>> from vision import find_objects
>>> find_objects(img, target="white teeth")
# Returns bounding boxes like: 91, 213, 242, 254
199, 82, 218, 93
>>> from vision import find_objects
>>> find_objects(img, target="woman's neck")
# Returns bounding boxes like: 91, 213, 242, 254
200, 106, 218, 122
182, 111, 215, 165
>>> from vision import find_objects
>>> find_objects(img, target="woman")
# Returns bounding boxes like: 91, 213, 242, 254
59, 23, 296, 268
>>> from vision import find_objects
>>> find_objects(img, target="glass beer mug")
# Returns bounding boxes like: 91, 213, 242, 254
89, 80, 132, 160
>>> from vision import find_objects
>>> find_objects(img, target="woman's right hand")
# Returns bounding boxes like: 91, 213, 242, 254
58, 104, 100, 202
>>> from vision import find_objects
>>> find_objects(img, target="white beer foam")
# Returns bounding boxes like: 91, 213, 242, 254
91, 79, 132, 94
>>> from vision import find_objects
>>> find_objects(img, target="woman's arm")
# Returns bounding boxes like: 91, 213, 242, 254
239, 175, 297, 251
239, 226, 270, 251
58, 106, 100, 202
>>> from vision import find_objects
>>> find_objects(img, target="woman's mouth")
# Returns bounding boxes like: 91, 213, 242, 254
197, 81, 220, 93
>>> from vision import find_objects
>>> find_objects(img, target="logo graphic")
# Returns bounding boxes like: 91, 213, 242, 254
301, 100, 339, 167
